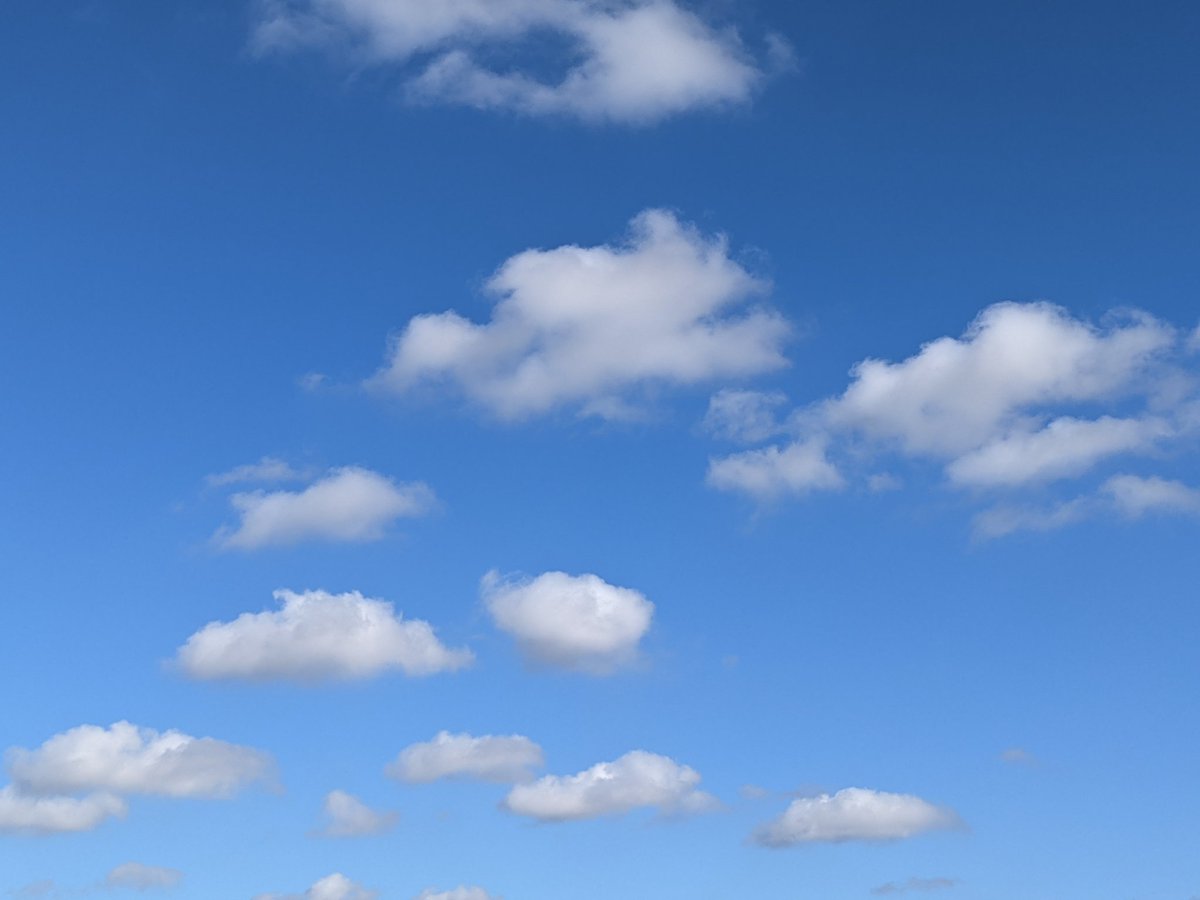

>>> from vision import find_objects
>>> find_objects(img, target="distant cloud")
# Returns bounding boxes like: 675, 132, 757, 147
707, 438, 843, 500
104, 862, 183, 890
7, 721, 273, 799
503, 750, 716, 822
872, 877, 960, 895
1103, 474, 1200, 517
9, 881, 57, 898
253, 0, 782, 123
205, 457, 306, 487
387, 732, 544, 784
752, 788, 963, 846
703, 389, 788, 443
370, 210, 789, 420
0, 786, 125, 835
255, 873, 376, 900
175, 588, 472, 682
483, 570, 653, 673
414, 888, 499, 900
315, 790, 397, 837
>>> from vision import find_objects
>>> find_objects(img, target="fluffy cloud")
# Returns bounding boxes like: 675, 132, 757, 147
415, 889, 498, 900
0, 786, 125, 835
205, 457, 306, 487
6, 722, 273, 799
316, 790, 397, 837
371, 210, 789, 419
872, 877, 960, 895
483, 570, 653, 673
254, 0, 779, 123
752, 788, 962, 846
502, 750, 716, 821
214, 466, 436, 550
1102, 474, 1200, 517
175, 588, 472, 682
388, 731, 543, 784
105, 862, 184, 890
706, 439, 843, 499
256, 873, 377, 900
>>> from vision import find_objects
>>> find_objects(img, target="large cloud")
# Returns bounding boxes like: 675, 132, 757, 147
6, 722, 273, 799
387, 731, 544, 784
175, 588, 472, 682
214, 466, 436, 550
371, 210, 789, 419
483, 571, 653, 673
316, 790, 397, 837
752, 788, 962, 846
254, 0, 781, 123
502, 750, 715, 821
0, 786, 125, 835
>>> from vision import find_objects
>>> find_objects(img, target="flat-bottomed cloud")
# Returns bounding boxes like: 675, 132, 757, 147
752, 787, 963, 846
387, 731, 544, 784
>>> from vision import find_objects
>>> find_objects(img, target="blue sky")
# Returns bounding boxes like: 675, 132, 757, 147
1, 1, 1198, 898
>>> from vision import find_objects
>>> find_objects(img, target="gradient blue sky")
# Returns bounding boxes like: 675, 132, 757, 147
2, 1, 1198, 898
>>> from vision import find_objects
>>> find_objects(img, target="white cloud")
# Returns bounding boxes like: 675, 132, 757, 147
175, 588, 472, 682
254, 0, 776, 123
316, 790, 397, 837
6, 722, 273, 799
214, 466, 436, 550
415, 888, 499, 900
256, 873, 377, 900
105, 862, 183, 890
872, 877, 960, 895
387, 731, 543, 784
483, 570, 653, 673
205, 457, 305, 487
371, 210, 789, 419
0, 786, 125, 835
706, 439, 843, 500
752, 788, 963, 846
1101, 474, 1200, 517
703, 388, 788, 443
502, 750, 716, 821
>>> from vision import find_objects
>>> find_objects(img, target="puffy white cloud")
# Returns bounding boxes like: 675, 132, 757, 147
387, 731, 543, 784
371, 210, 789, 419
872, 877, 960, 895
105, 862, 183, 890
256, 873, 377, 900
316, 790, 397, 837
0, 786, 125, 835
175, 588, 472, 682
706, 439, 843, 500
205, 457, 306, 487
414, 888, 499, 900
502, 750, 716, 821
1101, 474, 1200, 517
214, 466, 436, 550
6, 722, 273, 799
254, 0, 777, 123
483, 570, 653, 673
752, 788, 963, 846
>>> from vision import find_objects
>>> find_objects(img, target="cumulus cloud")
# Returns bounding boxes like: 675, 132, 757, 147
0, 786, 126, 835
872, 877, 960, 895
214, 466, 436, 550
370, 210, 789, 419
253, 0, 780, 123
255, 873, 377, 900
415, 889, 499, 900
175, 588, 472, 682
6, 722, 273, 799
387, 731, 544, 784
706, 439, 843, 499
753, 788, 962, 846
483, 570, 653, 673
205, 457, 306, 487
502, 750, 716, 821
105, 862, 183, 890
316, 790, 397, 837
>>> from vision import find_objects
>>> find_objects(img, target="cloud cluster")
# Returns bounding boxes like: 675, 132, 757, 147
502, 750, 715, 821
387, 732, 544, 784
175, 588, 472, 682
254, 0, 781, 123
752, 788, 962, 846
371, 210, 789, 419
316, 790, 397, 837
255, 873, 377, 900
214, 466, 436, 550
483, 570, 653, 673
105, 862, 184, 890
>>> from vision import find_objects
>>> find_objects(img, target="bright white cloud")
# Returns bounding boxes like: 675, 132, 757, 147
205, 456, 305, 487
706, 439, 843, 499
387, 731, 543, 784
1102, 474, 1200, 517
0, 786, 125, 835
316, 790, 397, 837
175, 588, 472, 682
371, 210, 789, 419
502, 750, 716, 821
752, 787, 962, 846
483, 570, 653, 673
256, 873, 377, 900
214, 466, 436, 550
415, 888, 499, 900
6, 722, 273, 799
105, 862, 184, 890
254, 0, 776, 123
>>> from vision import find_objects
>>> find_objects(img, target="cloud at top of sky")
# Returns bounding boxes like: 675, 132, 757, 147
252, 0, 786, 123
369, 209, 789, 420
175, 588, 473, 682
212, 466, 436, 550
705, 302, 1200, 534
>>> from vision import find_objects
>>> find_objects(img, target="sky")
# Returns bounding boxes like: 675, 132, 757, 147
1, 1, 1198, 898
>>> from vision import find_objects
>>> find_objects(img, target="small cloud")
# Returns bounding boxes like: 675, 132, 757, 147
105, 862, 183, 890
205, 457, 307, 488
867, 473, 902, 493
255, 873, 376, 900
872, 877, 960, 895
414, 889, 499, 900
8, 881, 57, 898
1000, 748, 1038, 767
739, 784, 770, 800
298, 372, 327, 391
315, 790, 397, 838
752, 788, 964, 847
703, 389, 788, 443
386, 732, 543, 785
